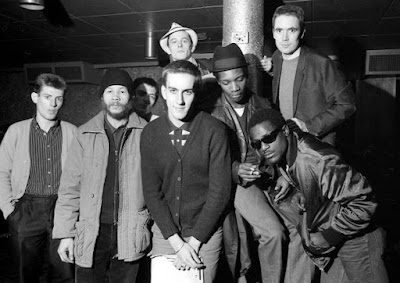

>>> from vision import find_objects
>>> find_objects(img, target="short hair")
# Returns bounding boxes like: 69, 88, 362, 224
132, 77, 159, 95
213, 66, 249, 80
248, 109, 286, 131
33, 73, 67, 94
162, 60, 202, 94
272, 5, 305, 33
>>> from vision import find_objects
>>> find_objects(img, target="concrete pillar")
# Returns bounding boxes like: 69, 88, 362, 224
222, 0, 264, 96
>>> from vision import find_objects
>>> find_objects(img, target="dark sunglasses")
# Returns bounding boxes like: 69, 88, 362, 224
251, 127, 282, 150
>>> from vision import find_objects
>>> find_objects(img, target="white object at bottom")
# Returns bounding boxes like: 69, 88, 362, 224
151, 255, 204, 283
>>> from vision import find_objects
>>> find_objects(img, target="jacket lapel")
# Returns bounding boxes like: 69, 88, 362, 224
292, 47, 307, 116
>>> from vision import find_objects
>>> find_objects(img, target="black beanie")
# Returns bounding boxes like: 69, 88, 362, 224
99, 68, 134, 97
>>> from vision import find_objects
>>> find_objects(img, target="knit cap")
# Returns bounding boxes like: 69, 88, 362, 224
98, 68, 134, 97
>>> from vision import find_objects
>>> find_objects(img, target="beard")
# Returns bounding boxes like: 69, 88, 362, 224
102, 100, 133, 120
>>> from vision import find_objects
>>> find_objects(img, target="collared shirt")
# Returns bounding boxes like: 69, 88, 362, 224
25, 117, 62, 196
168, 120, 192, 154
101, 117, 126, 225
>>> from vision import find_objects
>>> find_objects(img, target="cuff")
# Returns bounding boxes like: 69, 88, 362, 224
321, 227, 346, 246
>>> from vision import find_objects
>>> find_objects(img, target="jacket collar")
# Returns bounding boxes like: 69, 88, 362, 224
80, 111, 146, 133
285, 132, 298, 168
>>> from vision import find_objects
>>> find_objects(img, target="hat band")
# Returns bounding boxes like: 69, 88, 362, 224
213, 57, 247, 72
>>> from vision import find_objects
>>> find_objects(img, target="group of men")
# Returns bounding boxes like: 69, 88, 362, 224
0, 4, 389, 283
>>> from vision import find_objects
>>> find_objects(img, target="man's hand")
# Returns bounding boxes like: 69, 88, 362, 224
291, 118, 308, 132
260, 56, 273, 74
58, 238, 74, 263
188, 236, 202, 253
310, 232, 330, 248
290, 191, 306, 214
238, 163, 261, 183
174, 243, 204, 270
273, 175, 292, 203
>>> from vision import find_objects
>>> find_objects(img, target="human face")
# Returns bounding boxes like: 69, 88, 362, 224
132, 83, 157, 115
167, 31, 193, 61
31, 85, 64, 122
217, 68, 247, 107
161, 73, 195, 127
273, 14, 304, 58
250, 121, 288, 165
102, 85, 132, 120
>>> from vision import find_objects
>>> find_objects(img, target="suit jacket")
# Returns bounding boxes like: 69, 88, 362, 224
272, 46, 356, 145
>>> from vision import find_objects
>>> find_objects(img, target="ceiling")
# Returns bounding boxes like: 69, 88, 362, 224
1, 0, 400, 70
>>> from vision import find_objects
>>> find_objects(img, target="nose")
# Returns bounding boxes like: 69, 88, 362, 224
111, 91, 120, 100
260, 142, 270, 151
177, 40, 182, 47
230, 81, 240, 92
176, 92, 184, 105
282, 31, 289, 41
50, 98, 57, 107
143, 95, 150, 105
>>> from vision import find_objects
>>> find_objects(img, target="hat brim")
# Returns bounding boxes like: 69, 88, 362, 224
212, 58, 248, 73
159, 27, 198, 55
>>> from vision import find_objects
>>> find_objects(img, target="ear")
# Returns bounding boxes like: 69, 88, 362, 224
31, 92, 39, 104
161, 85, 167, 100
301, 28, 306, 39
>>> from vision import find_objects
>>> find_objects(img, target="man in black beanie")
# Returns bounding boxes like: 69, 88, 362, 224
53, 68, 151, 283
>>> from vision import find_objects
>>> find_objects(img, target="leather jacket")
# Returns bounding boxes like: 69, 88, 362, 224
273, 132, 377, 270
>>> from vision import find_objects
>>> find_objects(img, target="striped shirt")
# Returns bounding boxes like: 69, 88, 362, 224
25, 118, 62, 196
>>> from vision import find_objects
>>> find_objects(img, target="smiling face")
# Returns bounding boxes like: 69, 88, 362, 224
132, 83, 157, 116
216, 67, 247, 107
31, 85, 64, 123
273, 14, 304, 58
102, 85, 132, 120
167, 30, 193, 61
161, 72, 195, 128
250, 121, 288, 165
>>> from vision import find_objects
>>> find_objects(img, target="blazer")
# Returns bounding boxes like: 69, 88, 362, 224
272, 46, 356, 145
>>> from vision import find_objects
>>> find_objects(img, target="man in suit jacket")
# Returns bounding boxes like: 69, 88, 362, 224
261, 5, 356, 146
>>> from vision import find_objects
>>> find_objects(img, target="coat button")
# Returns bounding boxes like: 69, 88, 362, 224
91, 193, 94, 198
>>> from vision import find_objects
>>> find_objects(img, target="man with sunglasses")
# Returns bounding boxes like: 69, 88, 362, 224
248, 108, 389, 283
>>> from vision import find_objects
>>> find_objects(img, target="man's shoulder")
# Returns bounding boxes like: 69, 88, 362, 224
297, 134, 339, 160
197, 111, 227, 130
60, 121, 77, 131
301, 46, 332, 64
77, 112, 103, 133
5, 119, 32, 134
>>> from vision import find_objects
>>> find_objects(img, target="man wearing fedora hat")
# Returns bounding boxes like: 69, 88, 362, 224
159, 22, 210, 76
203, 43, 290, 283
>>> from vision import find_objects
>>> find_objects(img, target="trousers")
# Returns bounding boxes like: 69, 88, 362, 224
75, 223, 142, 283
234, 184, 287, 283
7, 194, 74, 283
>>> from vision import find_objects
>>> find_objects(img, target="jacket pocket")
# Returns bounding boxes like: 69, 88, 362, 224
74, 221, 85, 258
135, 209, 151, 253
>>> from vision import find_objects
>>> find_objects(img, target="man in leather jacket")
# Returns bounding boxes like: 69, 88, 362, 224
248, 108, 388, 283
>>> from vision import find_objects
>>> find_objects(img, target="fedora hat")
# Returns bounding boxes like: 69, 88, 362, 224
159, 22, 198, 54
212, 43, 247, 73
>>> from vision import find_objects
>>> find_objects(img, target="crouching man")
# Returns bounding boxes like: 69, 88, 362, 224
248, 109, 389, 283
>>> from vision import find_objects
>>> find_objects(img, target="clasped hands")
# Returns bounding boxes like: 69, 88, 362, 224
171, 236, 204, 271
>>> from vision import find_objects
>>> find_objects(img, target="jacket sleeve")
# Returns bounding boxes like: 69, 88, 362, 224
191, 126, 232, 243
52, 134, 83, 239
304, 59, 356, 137
316, 154, 377, 245
140, 127, 180, 240
0, 127, 16, 219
